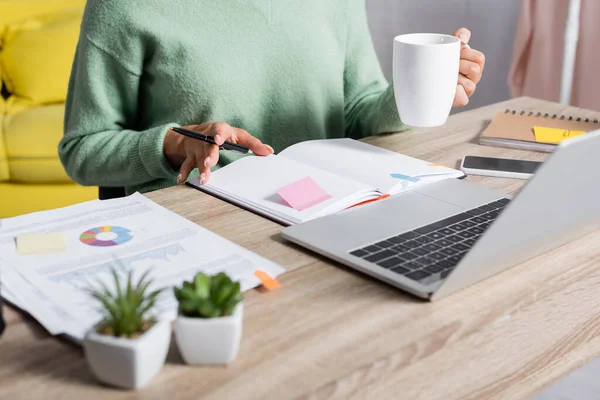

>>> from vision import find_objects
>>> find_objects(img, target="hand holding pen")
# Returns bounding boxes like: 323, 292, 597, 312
163, 122, 275, 185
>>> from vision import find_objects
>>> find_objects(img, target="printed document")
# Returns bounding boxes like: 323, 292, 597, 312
0, 193, 285, 341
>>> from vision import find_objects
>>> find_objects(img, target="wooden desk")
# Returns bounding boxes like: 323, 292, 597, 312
1, 97, 599, 399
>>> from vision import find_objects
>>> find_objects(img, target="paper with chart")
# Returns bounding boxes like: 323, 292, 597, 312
0, 193, 285, 341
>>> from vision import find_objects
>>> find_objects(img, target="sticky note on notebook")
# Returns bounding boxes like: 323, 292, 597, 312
277, 176, 332, 211
534, 126, 586, 144
390, 173, 420, 183
16, 232, 67, 255
427, 163, 450, 167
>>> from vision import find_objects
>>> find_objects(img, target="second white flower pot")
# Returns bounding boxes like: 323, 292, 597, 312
174, 303, 243, 365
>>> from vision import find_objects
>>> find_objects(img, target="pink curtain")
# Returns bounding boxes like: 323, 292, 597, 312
508, 0, 600, 111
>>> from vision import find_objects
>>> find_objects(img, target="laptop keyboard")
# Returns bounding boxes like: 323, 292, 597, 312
349, 198, 511, 284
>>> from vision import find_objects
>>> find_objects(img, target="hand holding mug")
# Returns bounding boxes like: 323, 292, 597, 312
452, 28, 486, 107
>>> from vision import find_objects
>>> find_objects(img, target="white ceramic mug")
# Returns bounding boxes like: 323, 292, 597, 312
393, 33, 461, 127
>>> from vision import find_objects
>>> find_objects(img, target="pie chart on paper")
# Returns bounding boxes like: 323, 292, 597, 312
79, 226, 133, 247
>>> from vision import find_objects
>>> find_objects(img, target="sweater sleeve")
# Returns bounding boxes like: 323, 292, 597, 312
58, 36, 180, 187
343, 0, 407, 139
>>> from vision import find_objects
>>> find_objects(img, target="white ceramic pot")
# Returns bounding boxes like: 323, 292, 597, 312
83, 318, 171, 389
174, 303, 243, 365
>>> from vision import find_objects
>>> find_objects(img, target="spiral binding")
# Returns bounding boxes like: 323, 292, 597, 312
504, 109, 599, 124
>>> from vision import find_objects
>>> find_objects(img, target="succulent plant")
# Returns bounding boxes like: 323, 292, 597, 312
89, 269, 162, 338
174, 272, 243, 318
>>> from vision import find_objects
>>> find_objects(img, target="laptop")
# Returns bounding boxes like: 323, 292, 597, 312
281, 130, 600, 300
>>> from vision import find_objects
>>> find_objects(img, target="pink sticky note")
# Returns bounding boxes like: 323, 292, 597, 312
277, 177, 332, 211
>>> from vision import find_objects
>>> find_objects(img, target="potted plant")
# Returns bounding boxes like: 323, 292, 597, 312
83, 269, 170, 389
173, 272, 244, 365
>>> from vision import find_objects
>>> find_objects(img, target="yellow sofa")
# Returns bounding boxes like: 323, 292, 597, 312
0, 0, 97, 218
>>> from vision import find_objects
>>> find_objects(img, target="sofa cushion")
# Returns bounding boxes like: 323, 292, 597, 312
4, 104, 71, 183
0, 7, 83, 105
0, 0, 85, 39
0, 182, 97, 218
0, 64, 3, 111
0, 113, 9, 182
0, 68, 5, 115
5, 96, 35, 115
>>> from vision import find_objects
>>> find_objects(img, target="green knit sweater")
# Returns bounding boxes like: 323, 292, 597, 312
59, 0, 405, 195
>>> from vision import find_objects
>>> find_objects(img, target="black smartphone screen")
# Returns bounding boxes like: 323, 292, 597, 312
463, 156, 542, 174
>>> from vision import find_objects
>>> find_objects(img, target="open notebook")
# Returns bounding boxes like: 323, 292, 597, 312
187, 138, 464, 225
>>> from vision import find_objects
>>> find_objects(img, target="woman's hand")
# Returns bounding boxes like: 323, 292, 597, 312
163, 122, 274, 184
452, 28, 485, 107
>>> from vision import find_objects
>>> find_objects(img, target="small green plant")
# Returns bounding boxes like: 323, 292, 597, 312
89, 269, 162, 338
174, 272, 243, 318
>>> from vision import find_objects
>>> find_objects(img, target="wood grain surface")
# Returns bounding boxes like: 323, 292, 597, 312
1, 97, 599, 400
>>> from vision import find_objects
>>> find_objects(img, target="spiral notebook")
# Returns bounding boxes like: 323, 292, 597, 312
187, 138, 464, 226
479, 108, 600, 152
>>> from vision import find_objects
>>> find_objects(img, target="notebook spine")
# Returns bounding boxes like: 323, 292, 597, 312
504, 108, 599, 124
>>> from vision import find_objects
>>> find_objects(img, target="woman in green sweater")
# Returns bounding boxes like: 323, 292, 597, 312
59, 0, 485, 195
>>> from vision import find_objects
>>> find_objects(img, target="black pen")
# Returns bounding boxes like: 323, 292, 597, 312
171, 127, 252, 155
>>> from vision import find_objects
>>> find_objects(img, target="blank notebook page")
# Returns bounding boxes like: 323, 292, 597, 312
195, 155, 379, 224
279, 138, 462, 194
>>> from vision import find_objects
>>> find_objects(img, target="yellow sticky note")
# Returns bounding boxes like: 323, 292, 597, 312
16, 232, 67, 255
534, 126, 586, 144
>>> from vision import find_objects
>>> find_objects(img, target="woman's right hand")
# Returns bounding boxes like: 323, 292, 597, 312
163, 122, 274, 184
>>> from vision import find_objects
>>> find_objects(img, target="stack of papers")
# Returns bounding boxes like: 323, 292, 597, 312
0, 193, 285, 342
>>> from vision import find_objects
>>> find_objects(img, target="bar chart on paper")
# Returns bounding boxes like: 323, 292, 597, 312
47, 243, 188, 289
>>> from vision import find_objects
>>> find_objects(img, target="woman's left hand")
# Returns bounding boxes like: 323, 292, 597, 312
452, 28, 485, 107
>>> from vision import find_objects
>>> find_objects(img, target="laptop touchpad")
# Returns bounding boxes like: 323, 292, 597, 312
324, 192, 466, 250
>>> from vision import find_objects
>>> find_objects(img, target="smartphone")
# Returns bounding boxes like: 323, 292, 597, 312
460, 155, 542, 179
